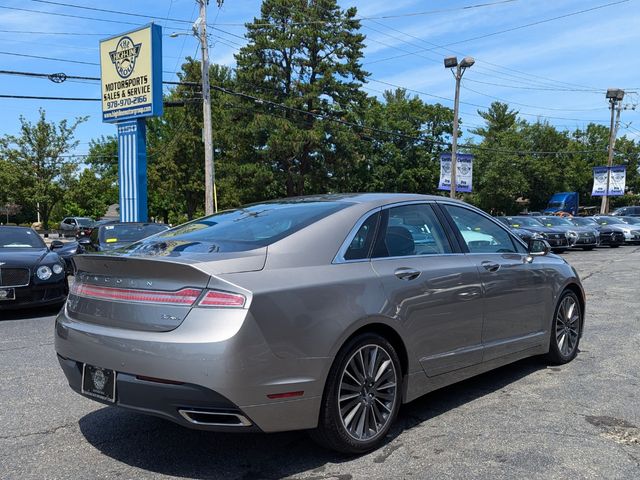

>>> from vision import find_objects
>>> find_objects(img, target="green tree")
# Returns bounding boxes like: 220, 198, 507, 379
353, 89, 454, 193
0, 109, 86, 229
470, 101, 519, 141
235, 0, 368, 196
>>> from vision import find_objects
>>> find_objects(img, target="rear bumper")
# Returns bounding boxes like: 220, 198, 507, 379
57, 354, 262, 432
54, 306, 327, 433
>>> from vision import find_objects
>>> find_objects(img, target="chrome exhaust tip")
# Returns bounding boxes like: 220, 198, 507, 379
178, 409, 252, 427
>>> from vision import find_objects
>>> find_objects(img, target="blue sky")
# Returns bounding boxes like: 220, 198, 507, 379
1, 0, 639, 156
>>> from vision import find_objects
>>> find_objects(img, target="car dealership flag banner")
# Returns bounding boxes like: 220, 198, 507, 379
591, 167, 609, 196
608, 166, 626, 196
591, 166, 626, 196
438, 153, 473, 192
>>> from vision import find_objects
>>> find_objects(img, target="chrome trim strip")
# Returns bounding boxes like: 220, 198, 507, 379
178, 409, 252, 427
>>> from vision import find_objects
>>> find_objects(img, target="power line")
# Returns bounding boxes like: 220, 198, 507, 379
460, 82, 606, 112
0, 69, 200, 87
364, 0, 629, 69
368, 78, 610, 123
0, 94, 98, 101
362, 19, 604, 93
30, 0, 520, 27
0, 50, 98, 66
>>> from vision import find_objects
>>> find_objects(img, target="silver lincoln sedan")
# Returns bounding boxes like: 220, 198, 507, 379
55, 194, 585, 453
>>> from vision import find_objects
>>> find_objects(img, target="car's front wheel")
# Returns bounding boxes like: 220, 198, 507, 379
546, 290, 582, 364
310, 333, 402, 454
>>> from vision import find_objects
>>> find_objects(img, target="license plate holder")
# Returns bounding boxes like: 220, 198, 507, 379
0, 288, 15, 301
81, 364, 116, 403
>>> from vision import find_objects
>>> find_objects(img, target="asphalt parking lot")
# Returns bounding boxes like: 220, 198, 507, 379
1, 247, 639, 480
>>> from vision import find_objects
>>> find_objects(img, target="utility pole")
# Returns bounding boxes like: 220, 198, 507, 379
198, 0, 217, 215
444, 56, 474, 198
600, 89, 624, 214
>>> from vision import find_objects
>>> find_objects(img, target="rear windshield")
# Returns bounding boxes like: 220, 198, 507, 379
99, 224, 168, 244
76, 218, 94, 227
0, 227, 46, 248
120, 201, 350, 255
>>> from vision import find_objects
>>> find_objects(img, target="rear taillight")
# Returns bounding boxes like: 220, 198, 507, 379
70, 283, 202, 306
198, 290, 246, 308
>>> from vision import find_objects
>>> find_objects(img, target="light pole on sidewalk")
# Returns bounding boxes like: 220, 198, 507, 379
444, 56, 474, 198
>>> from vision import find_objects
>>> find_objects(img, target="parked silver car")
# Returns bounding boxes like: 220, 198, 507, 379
55, 194, 585, 453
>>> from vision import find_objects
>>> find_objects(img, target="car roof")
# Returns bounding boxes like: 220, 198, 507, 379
254, 193, 458, 209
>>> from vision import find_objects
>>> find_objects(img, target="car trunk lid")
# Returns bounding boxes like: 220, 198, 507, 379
67, 250, 264, 332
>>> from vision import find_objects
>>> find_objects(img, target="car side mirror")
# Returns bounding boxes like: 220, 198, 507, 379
527, 238, 551, 257
50, 240, 64, 250
78, 237, 92, 247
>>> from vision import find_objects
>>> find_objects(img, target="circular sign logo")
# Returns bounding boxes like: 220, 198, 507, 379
92, 369, 108, 391
109, 36, 142, 79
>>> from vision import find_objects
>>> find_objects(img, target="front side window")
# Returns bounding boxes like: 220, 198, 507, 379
444, 205, 517, 254
372, 204, 452, 258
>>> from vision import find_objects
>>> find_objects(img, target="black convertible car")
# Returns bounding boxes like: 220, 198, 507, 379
0, 226, 68, 310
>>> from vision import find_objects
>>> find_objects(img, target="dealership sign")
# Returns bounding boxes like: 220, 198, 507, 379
438, 153, 473, 192
592, 166, 626, 196
100, 24, 163, 123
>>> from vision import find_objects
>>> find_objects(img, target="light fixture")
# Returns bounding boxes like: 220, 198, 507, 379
444, 56, 458, 68
459, 56, 476, 68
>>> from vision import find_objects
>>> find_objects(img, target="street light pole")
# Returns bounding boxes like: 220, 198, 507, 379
451, 72, 462, 199
198, 0, 216, 215
600, 88, 624, 214
444, 56, 474, 198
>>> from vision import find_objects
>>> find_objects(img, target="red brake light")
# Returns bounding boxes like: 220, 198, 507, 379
70, 283, 202, 306
198, 290, 246, 308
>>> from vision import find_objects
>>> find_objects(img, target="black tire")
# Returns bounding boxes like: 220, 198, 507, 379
582, 247, 595, 251
610, 244, 620, 248
309, 332, 402, 454
546, 290, 582, 365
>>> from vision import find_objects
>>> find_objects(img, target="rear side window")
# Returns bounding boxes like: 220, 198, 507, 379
372, 204, 452, 258
344, 212, 379, 260
444, 205, 517, 254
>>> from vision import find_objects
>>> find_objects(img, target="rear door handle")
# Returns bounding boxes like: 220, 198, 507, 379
394, 267, 421, 281
481, 261, 500, 273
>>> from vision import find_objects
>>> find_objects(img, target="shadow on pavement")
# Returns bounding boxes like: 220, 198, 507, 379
0, 304, 63, 321
79, 357, 545, 479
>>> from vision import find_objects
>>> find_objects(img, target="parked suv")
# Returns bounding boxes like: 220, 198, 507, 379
59, 217, 94, 237
611, 206, 640, 217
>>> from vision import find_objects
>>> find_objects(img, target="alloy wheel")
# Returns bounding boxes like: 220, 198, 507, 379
555, 296, 580, 357
337, 344, 397, 441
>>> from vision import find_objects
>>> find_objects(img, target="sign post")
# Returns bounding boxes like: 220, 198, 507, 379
100, 23, 163, 222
